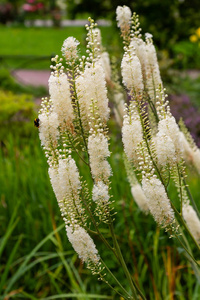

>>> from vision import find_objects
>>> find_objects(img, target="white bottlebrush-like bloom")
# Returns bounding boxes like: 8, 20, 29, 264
179, 132, 194, 163
192, 148, 200, 174
130, 38, 147, 80
58, 157, 81, 200
183, 203, 200, 244
49, 157, 86, 226
131, 184, 149, 213
48, 165, 67, 219
179, 131, 200, 173
88, 133, 111, 181
56, 0, 66, 10
122, 113, 143, 162
39, 111, 59, 148
66, 226, 100, 264
145, 40, 162, 101
142, 176, 174, 226
153, 131, 176, 167
116, 5, 132, 30
100, 51, 112, 82
48, 73, 74, 126
89, 28, 102, 48
113, 92, 125, 127
92, 181, 110, 203
48, 166, 61, 202
76, 63, 109, 127
121, 51, 144, 94
158, 115, 182, 159
61, 36, 80, 61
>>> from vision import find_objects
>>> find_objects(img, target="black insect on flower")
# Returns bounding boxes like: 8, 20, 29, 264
34, 118, 40, 128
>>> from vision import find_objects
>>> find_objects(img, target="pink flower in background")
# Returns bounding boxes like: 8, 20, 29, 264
22, 0, 44, 13
22, 3, 36, 12
36, 3, 44, 10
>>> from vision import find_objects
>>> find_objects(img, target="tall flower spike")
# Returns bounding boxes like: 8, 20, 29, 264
113, 92, 125, 127
145, 35, 163, 102
88, 132, 111, 182
142, 175, 175, 227
48, 156, 87, 228
192, 148, 200, 174
76, 63, 110, 129
61, 36, 80, 63
121, 48, 144, 95
130, 37, 147, 83
48, 71, 74, 130
66, 226, 100, 264
88, 27, 111, 82
122, 105, 143, 164
38, 110, 59, 149
131, 184, 149, 213
157, 115, 183, 161
183, 203, 200, 244
116, 5, 132, 42
153, 128, 176, 167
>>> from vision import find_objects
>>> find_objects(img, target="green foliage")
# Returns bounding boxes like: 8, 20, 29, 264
0, 89, 36, 142
172, 41, 200, 69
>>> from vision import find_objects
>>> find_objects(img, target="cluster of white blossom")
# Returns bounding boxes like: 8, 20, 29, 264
48, 156, 86, 228
117, 5, 177, 229
116, 5, 132, 34
113, 92, 125, 127
92, 181, 110, 204
142, 175, 175, 226
145, 37, 163, 101
182, 202, 200, 244
48, 72, 74, 129
118, 6, 162, 103
121, 50, 144, 95
180, 131, 200, 174
129, 38, 147, 81
61, 36, 80, 62
131, 184, 149, 213
88, 132, 111, 182
66, 225, 100, 264
122, 105, 143, 165
153, 114, 183, 167
39, 110, 59, 149
76, 63, 110, 129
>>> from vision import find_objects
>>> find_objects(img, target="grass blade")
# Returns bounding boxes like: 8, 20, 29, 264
3, 223, 65, 296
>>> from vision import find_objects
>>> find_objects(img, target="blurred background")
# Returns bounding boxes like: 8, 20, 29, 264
1, 0, 200, 299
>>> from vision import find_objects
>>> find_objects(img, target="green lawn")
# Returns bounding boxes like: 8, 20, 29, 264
0, 26, 120, 69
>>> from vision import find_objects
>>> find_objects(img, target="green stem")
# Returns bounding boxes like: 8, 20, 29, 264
100, 258, 133, 300
174, 231, 200, 267
170, 201, 200, 253
146, 96, 159, 123
81, 194, 115, 254
176, 164, 183, 215
136, 101, 165, 188
109, 222, 146, 300
179, 227, 200, 282
71, 66, 88, 156
66, 132, 89, 166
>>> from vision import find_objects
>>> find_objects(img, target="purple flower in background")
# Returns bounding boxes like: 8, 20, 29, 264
169, 94, 200, 147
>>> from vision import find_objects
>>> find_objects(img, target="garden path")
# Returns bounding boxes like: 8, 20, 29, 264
13, 69, 50, 88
